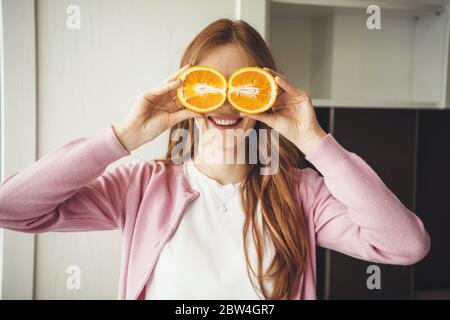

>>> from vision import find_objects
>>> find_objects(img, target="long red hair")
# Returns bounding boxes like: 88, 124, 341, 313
162, 18, 309, 299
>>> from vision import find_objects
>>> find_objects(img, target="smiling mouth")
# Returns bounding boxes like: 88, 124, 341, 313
207, 116, 243, 129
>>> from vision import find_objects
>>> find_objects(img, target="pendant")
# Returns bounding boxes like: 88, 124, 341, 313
222, 204, 227, 212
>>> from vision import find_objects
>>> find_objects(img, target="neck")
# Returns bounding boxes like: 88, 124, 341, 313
192, 140, 247, 185
192, 158, 247, 185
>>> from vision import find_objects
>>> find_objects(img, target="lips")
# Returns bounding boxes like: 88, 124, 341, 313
208, 116, 243, 129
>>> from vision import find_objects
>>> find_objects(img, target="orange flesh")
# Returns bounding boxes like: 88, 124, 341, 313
181, 70, 226, 109
229, 71, 273, 111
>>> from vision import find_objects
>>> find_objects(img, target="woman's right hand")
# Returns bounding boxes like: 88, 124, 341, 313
113, 65, 201, 152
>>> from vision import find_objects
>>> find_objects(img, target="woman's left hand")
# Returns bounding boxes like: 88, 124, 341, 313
240, 68, 327, 155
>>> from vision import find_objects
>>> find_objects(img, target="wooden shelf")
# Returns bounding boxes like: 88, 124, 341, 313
312, 98, 439, 109
272, 0, 447, 14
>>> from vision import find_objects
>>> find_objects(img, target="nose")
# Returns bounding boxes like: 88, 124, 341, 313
206, 102, 240, 119
220, 100, 237, 113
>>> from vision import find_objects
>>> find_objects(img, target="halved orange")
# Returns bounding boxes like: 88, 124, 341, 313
227, 67, 278, 114
177, 66, 227, 113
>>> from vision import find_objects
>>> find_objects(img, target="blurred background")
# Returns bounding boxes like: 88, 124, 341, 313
1, 0, 449, 299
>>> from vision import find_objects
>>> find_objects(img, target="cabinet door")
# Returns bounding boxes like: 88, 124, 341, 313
325, 108, 417, 299
414, 110, 450, 297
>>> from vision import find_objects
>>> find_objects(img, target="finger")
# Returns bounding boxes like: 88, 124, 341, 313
239, 112, 276, 129
150, 92, 184, 115
274, 76, 302, 98
263, 67, 288, 82
272, 103, 298, 111
162, 64, 191, 84
276, 86, 285, 97
144, 79, 182, 103
169, 88, 180, 101
273, 93, 291, 105
168, 109, 203, 127
168, 96, 184, 113
162, 88, 180, 103
272, 103, 287, 112
263, 68, 301, 97
272, 96, 293, 111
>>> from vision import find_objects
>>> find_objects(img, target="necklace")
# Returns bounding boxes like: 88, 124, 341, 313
195, 165, 241, 213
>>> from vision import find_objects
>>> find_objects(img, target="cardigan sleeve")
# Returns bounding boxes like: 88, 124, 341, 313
299, 134, 430, 265
0, 127, 134, 233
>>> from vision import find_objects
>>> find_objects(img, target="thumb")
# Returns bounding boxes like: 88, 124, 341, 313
168, 109, 203, 127
240, 112, 276, 128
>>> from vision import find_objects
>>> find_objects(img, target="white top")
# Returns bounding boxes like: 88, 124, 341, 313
145, 160, 274, 300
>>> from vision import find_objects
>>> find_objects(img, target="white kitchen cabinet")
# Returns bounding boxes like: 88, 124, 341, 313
261, 0, 450, 109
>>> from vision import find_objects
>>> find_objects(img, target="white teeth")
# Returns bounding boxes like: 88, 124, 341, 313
210, 118, 239, 126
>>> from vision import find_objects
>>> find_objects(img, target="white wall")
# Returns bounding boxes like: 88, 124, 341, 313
0, 0, 37, 300
269, 16, 312, 93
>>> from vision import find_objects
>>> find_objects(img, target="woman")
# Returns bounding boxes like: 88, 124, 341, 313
0, 19, 430, 300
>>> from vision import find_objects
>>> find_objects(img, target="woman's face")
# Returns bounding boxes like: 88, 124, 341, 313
194, 43, 257, 152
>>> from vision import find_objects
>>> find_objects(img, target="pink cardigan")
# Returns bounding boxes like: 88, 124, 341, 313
0, 127, 430, 300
